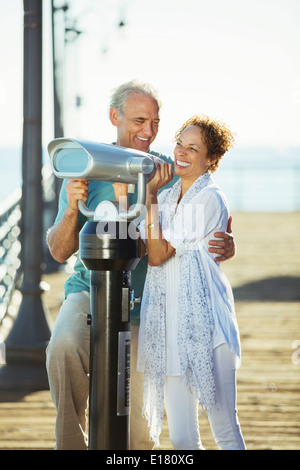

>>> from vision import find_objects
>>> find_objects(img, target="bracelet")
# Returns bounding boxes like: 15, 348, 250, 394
146, 218, 160, 229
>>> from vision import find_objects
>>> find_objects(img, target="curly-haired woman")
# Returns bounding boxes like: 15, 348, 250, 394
137, 115, 246, 450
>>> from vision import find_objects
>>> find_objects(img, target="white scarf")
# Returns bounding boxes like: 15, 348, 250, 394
140, 172, 217, 446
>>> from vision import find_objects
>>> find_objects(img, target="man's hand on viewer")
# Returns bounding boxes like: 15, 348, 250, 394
66, 178, 90, 212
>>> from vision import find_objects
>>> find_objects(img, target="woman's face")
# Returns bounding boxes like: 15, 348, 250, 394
174, 125, 212, 184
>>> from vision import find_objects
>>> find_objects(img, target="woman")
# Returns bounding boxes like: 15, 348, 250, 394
137, 115, 246, 450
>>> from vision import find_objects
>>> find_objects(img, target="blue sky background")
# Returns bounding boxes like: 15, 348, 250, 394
0, 0, 300, 152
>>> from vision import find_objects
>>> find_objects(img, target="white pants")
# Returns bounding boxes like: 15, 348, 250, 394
164, 344, 246, 450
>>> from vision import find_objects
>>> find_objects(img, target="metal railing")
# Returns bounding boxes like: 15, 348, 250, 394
0, 189, 22, 331
0, 165, 59, 334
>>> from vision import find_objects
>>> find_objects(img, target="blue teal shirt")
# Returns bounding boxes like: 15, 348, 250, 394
54, 150, 178, 325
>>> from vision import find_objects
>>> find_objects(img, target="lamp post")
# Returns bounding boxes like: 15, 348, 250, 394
0, 0, 52, 391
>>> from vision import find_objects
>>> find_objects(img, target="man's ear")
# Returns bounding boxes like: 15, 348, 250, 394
109, 107, 121, 126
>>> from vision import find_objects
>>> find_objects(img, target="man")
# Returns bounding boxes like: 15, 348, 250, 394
46, 80, 235, 450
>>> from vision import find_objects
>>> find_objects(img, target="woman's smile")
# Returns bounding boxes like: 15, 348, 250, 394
176, 159, 191, 168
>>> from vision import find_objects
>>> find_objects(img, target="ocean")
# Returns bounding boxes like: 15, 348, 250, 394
0, 146, 300, 212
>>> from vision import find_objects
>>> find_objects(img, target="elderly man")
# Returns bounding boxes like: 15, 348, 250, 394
46, 80, 235, 450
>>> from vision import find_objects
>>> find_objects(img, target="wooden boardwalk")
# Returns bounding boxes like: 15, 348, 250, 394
0, 212, 299, 450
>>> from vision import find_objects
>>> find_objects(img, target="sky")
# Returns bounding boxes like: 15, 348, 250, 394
0, 0, 300, 155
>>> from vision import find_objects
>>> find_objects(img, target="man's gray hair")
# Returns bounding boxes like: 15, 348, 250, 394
109, 80, 161, 120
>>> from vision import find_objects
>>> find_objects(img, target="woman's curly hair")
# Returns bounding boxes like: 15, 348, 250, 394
174, 114, 235, 173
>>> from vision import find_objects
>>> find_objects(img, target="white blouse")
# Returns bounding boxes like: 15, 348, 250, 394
138, 172, 241, 376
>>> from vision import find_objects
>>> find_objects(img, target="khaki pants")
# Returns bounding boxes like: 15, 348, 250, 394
46, 291, 151, 450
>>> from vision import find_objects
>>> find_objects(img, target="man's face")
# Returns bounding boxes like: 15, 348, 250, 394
111, 94, 160, 152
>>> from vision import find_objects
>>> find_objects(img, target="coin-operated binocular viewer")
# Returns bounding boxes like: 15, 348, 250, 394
48, 139, 156, 450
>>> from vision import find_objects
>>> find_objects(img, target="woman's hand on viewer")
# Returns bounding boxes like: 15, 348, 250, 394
208, 215, 236, 262
147, 161, 174, 196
